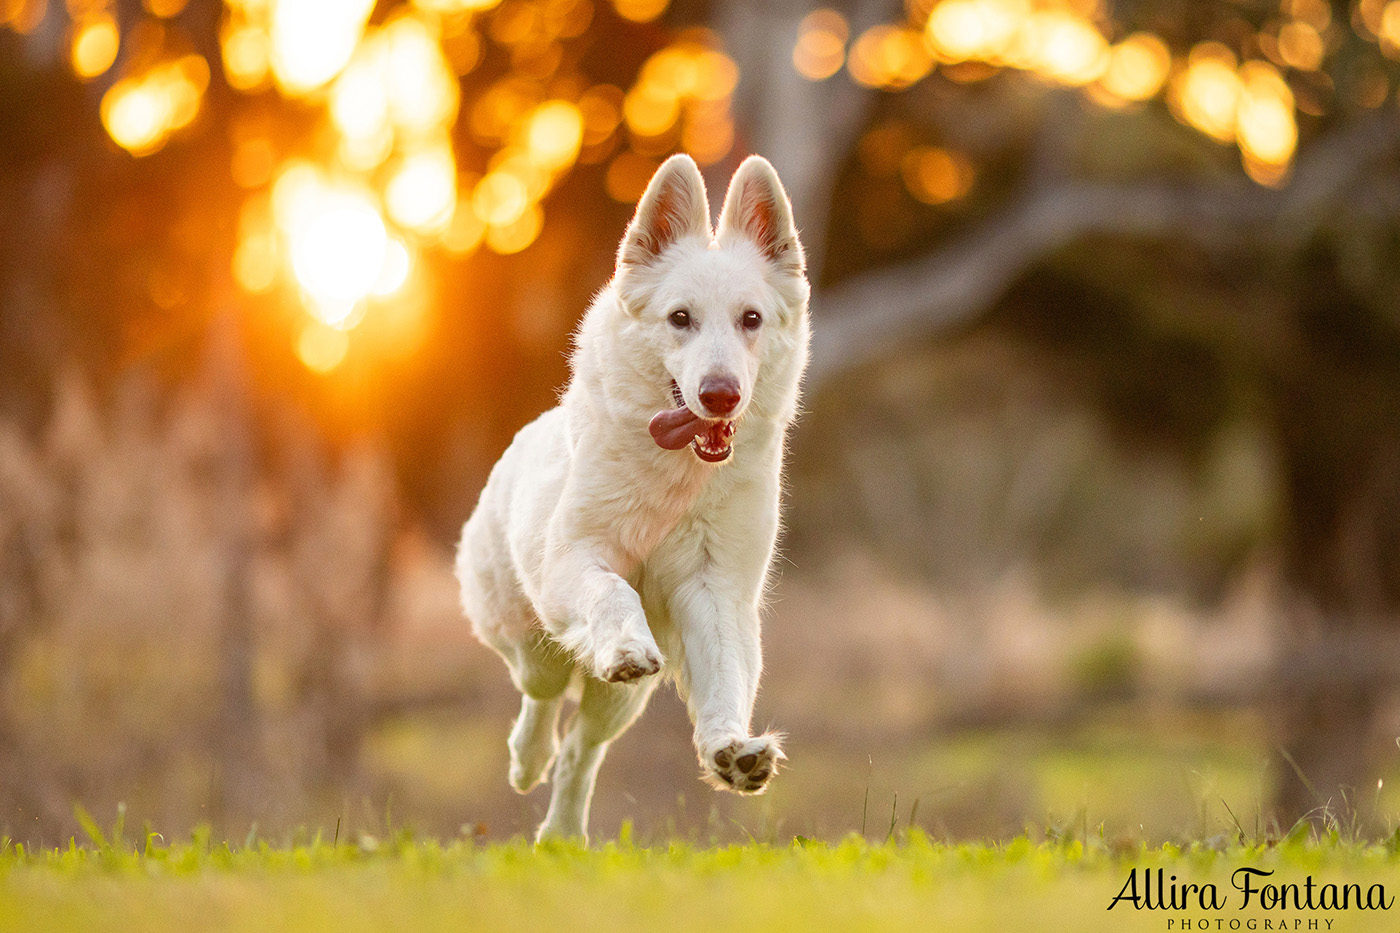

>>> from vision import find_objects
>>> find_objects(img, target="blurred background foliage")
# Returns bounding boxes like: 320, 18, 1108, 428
2, 0, 1400, 844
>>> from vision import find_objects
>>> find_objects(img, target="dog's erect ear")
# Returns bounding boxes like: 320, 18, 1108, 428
617, 154, 711, 270
717, 155, 804, 277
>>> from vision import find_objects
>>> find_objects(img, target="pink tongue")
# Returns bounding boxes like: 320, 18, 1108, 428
649, 406, 705, 450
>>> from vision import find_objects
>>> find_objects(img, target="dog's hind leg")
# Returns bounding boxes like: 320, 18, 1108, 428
505, 630, 574, 794
535, 675, 658, 845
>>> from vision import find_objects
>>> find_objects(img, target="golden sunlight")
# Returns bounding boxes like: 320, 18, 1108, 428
1379, 0, 1400, 55
100, 55, 210, 156
233, 229, 279, 294
269, 0, 375, 96
411, 0, 503, 12
613, 0, 668, 24
101, 83, 164, 155
848, 25, 932, 88
274, 166, 394, 325
623, 83, 681, 136
524, 100, 584, 170
1172, 44, 1240, 143
71, 14, 120, 80
1236, 60, 1297, 183
386, 144, 458, 235
1276, 20, 1324, 71
207, 1, 739, 360
925, 0, 1023, 64
381, 15, 460, 136
297, 320, 350, 372
330, 50, 391, 145
472, 171, 530, 227
373, 237, 414, 296
1024, 11, 1108, 85
145, 0, 190, 17
220, 20, 271, 90
793, 9, 848, 81
1100, 32, 1170, 101
442, 199, 487, 254
622, 41, 737, 165
901, 145, 975, 203
486, 203, 543, 254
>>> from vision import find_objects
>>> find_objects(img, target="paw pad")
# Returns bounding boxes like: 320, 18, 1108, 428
598, 641, 663, 684
702, 736, 783, 794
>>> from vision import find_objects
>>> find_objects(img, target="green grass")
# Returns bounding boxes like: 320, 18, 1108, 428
4, 820, 1400, 932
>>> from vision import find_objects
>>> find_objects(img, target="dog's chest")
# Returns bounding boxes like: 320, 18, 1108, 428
611, 460, 713, 565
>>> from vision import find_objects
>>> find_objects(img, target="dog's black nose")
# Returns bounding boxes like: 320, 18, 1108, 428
699, 376, 741, 417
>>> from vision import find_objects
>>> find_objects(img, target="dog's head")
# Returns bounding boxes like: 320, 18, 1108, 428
615, 154, 809, 463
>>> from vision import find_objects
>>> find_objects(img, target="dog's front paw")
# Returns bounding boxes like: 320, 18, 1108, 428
700, 734, 784, 794
596, 638, 663, 684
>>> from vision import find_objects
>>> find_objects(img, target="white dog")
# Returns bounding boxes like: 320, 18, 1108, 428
455, 153, 810, 843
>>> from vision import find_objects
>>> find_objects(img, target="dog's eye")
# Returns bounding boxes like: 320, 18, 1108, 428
668, 309, 691, 328
741, 309, 763, 331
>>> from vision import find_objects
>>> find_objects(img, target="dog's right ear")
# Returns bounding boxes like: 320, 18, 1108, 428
617, 154, 711, 272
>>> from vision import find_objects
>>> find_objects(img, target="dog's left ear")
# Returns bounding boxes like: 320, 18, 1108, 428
717, 155, 804, 278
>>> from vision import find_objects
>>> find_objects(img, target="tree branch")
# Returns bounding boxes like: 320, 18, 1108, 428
807, 109, 1400, 389
716, 0, 896, 282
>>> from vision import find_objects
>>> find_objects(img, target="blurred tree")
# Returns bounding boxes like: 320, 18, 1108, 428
3, 0, 1400, 830
742, 0, 1400, 824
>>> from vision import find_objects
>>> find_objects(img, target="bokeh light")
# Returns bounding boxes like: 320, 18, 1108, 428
1099, 32, 1170, 101
473, 171, 530, 226
524, 100, 584, 170
381, 15, 460, 136
297, 320, 351, 372
144, 0, 190, 17
618, 40, 738, 167
412, 0, 502, 12
385, 145, 457, 235
486, 203, 544, 254
270, 0, 375, 96
233, 229, 279, 294
1171, 43, 1241, 143
925, 0, 1024, 64
373, 238, 414, 297
442, 200, 487, 254
70, 14, 120, 80
1276, 21, 1324, 71
901, 145, 975, 204
100, 55, 210, 157
102, 85, 166, 156
793, 10, 848, 81
832, 0, 1308, 187
330, 51, 391, 146
1024, 11, 1108, 85
1236, 60, 1297, 186
220, 20, 271, 90
613, 0, 668, 24
849, 25, 933, 89
1380, 0, 1400, 55
273, 165, 396, 327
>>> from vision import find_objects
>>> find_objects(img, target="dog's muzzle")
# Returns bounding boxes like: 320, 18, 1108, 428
649, 382, 735, 462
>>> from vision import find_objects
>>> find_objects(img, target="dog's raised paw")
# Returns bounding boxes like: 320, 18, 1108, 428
701, 735, 784, 794
597, 640, 663, 684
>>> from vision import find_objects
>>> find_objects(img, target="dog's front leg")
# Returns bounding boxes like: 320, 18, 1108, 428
540, 541, 662, 684
673, 582, 784, 794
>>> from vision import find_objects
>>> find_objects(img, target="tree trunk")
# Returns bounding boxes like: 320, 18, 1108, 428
206, 313, 262, 823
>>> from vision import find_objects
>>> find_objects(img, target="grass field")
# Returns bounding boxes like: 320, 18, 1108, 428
4, 819, 1400, 932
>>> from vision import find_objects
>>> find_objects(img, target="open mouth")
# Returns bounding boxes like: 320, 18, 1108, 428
648, 381, 735, 463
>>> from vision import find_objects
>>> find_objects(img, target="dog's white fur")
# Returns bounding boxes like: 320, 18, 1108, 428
455, 154, 809, 844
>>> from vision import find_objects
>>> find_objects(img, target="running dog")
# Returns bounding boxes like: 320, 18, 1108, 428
456, 153, 810, 843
